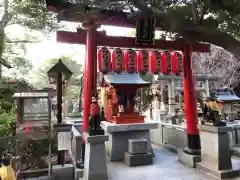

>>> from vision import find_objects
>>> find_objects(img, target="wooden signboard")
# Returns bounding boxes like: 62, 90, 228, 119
136, 17, 156, 44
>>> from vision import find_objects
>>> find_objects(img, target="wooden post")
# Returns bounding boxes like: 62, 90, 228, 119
183, 44, 200, 155
82, 21, 98, 162
56, 72, 65, 165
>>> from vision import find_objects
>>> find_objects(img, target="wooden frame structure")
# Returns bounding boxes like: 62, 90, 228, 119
46, 2, 211, 154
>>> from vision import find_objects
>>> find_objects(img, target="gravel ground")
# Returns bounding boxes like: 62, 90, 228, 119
26, 145, 240, 180
24, 176, 49, 180
107, 145, 240, 180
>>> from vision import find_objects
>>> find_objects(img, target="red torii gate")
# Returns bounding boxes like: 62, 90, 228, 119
47, 4, 210, 156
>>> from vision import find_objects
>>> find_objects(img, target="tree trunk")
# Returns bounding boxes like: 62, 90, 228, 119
0, 29, 4, 79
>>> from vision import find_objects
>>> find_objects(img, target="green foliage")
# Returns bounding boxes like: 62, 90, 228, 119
32, 56, 83, 100
0, 0, 60, 79
14, 57, 33, 75
10, 0, 59, 32
0, 77, 33, 115
0, 111, 15, 155
20, 138, 57, 169
0, 112, 15, 137
54, 0, 240, 59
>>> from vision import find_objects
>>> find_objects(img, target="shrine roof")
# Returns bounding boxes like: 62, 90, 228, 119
102, 72, 150, 86
214, 95, 240, 102
212, 88, 240, 102
13, 92, 49, 98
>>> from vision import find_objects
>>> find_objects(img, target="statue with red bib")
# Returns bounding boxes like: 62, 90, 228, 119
88, 93, 105, 136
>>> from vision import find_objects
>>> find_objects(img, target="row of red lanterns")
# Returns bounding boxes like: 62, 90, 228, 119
97, 47, 183, 75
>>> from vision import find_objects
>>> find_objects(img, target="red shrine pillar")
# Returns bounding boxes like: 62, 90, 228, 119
82, 22, 98, 139
183, 44, 201, 155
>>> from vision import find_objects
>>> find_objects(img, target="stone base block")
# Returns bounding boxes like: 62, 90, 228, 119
52, 164, 74, 180
124, 152, 153, 167
178, 149, 201, 168
199, 125, 233, 171
128, 139, 148, 155
197, 162, 240, 179
83, 133, 109, 180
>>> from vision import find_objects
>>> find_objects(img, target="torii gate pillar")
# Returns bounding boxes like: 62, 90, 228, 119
183, 44, 200, 155
82, 21, 98, 160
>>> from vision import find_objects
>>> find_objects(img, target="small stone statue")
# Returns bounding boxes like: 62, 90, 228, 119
200, 97, 226, 127
88, 93, 105, 136
100, 107, 106, 121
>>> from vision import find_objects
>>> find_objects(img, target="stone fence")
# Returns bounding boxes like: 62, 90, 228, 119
70, 125, 82, 167
150, 122, 240, 152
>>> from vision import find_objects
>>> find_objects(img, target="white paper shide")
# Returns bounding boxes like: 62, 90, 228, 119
57, 132, 71, 151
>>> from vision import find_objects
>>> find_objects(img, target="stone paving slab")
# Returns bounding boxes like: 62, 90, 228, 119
107, 145, 240, 180
28, 145, 240, 180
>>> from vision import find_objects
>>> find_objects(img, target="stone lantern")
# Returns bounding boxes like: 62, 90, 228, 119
47, 59, 73, 166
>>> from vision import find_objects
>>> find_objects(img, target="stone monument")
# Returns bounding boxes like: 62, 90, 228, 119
83, 95, 108, 180
101, 121, 157, 161
83, 133, 109, 180
196, 125, 239, 179
88, 93, 104, 136
124, 138, 153, 166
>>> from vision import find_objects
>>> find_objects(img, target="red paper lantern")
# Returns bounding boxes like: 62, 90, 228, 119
125, 49, 137, 73
112, 48, 125, 73
137, 50, 149, 73
171, 51, 183, 75
149, 51, 162, 74
177, 52, 183, 74
161, 51, 172, 74
98, 47, 112, 73
171, 52, 178, 75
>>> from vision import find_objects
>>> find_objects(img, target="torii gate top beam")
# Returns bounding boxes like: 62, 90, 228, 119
47, 5, 158, 29
57, 31, 210, 52
47, 3, 210, 52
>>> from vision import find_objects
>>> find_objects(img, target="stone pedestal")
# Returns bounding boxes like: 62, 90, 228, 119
124, 138, 153, 166
52, 164, 74, 180
101, 121, 158, 161
83, 133, 109, 180
178, 149, 201, 168
196, 125, 239, 179
53, 123, 72, 133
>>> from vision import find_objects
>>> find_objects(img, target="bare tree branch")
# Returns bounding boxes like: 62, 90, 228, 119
0, 0, 10, 28
191, 0, 198, 24
5, 39, 40, 43
193, 45, 240, 88
127, 0, 240, 59
199, 2, 207, 24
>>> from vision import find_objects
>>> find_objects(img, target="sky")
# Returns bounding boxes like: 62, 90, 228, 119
25, 23, 132, 66
3, 22, 133, 81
